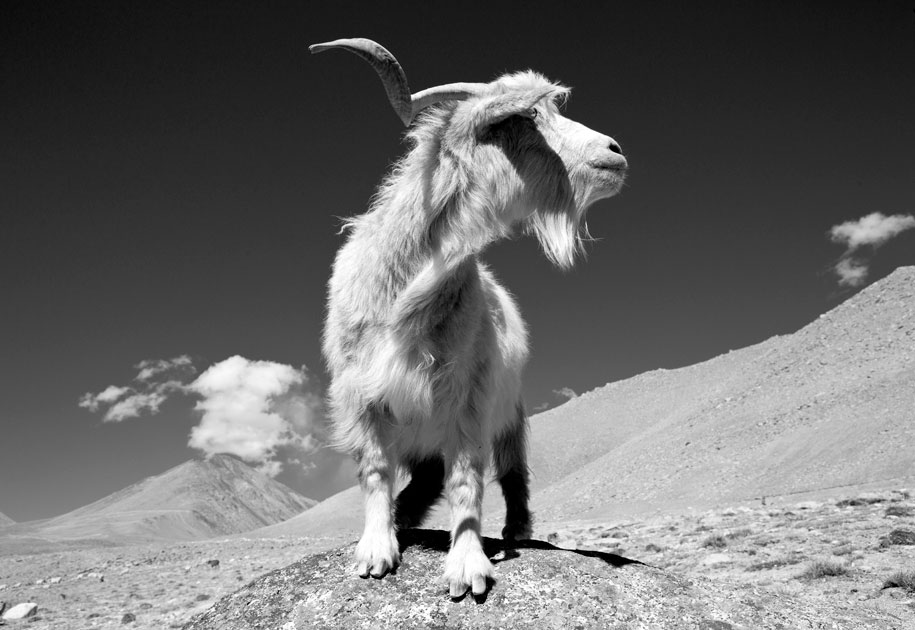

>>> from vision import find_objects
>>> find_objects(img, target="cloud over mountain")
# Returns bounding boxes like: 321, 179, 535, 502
828, 212, 915, 286
187, 356, 322, 477
79, 355, 325, 477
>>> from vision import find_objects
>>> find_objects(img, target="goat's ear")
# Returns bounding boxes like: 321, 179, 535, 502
467, 86, 556, 133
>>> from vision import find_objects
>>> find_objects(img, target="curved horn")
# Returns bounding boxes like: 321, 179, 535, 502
310, 38, 486, 126
410, 82, 486, 120
310, 38, 413, 126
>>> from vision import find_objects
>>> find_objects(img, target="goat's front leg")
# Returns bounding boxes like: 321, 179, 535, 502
354, 437, 399, 578
443, 446, 493, 597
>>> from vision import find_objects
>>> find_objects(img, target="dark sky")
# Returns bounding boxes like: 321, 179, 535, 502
2, 1, 913, 521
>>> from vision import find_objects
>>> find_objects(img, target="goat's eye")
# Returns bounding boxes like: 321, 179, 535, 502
528, 108, 539, 120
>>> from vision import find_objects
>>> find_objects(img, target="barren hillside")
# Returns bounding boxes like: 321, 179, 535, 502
1, 454, 316, 549
530, 265, 914, 523
0, 510, 14, 527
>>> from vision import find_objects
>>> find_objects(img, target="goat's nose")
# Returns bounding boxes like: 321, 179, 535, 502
607, 139, 623, 155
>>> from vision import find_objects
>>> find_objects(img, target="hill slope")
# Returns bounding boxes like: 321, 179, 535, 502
2, 454, 316, 546
529, 265, 915, 521
0, 511, 14, 527
255, 266, 915, 539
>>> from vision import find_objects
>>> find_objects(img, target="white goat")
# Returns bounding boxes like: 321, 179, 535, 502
312, 38, 627, 598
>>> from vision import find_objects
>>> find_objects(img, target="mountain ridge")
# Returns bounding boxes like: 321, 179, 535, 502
0, 454, 316, 549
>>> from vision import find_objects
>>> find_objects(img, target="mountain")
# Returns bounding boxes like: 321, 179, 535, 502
254, 266, 915, 540
0, 511, 14, 527
1, 454, 316, 547
528, 265, 915, 523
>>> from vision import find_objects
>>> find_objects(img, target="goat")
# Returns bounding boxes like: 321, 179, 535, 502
312, 38, 627, 597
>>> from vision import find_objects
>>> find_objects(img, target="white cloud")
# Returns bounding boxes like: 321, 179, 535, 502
104, 391, 169, 422
829, 212, 915, 250
186, 356, 322, 476
532, 386, 579, 413
135, 355, 194, 382
78, 385, 131, 412
80, 377, 187, 422
80, 354, 326, 477
553, 386, 578, 400
256, 460, 284, 478
834, 257, 870, 287
828, 212, 915, 287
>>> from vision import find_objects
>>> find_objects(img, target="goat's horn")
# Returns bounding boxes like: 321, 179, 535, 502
310, 38, 413, 126
310, 38, 485, 127
410, 83, 486, 119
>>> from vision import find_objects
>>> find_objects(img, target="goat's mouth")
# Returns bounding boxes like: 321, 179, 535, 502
589, 157, 628, 173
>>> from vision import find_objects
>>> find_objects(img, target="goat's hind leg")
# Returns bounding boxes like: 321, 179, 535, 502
395, 455, 445, 530
493, 402, 533, 541
353, 412, 400, 578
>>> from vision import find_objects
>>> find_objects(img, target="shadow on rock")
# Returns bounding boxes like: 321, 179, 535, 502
398, 527, 643, 570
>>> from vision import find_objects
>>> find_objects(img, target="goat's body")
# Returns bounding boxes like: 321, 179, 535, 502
318, 63, 626, 596
326, 240, 528, 463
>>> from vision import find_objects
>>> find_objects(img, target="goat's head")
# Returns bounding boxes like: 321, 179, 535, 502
311, 38, 627, 268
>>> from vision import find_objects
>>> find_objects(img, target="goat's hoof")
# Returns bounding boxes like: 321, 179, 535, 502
443, 545, 493, 598
354, 528, 400, 578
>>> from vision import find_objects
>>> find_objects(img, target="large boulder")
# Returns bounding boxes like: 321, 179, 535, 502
2, 602, 38, 620
184, 529, 896, 629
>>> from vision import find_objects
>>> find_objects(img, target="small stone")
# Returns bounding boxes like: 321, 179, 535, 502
121, 612, 136, 624
49, 577, 61, 584
2, 603, 38, 620
702, 553, 732, 565
205, 559, 220, 568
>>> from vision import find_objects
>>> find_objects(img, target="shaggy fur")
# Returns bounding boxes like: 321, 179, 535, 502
322, 70, 626, 597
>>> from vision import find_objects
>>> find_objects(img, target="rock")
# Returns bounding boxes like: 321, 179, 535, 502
49, 577, 61, 584
183, 529, 897, 630
2, 603, 38, 620
881, 528, 915, 546
702, 553, 732, 565
205, 559, 220, 568
121, 612, 136, 624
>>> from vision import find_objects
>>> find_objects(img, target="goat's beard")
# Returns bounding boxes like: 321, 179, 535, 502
524, 205, 589, 270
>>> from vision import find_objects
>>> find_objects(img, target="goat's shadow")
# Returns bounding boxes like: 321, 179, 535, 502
396, 528, 643, 601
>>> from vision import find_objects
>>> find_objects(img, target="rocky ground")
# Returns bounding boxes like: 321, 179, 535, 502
2, 489, 914, 629
0, 535, 339, 629
541, 488, 915, 627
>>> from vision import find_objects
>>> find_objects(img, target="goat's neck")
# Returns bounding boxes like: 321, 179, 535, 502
367, 135, 515, 306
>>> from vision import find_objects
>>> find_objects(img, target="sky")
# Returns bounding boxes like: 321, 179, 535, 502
2, 1, 913, 522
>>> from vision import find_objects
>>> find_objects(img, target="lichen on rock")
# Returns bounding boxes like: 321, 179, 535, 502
182, 529, 896, 630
